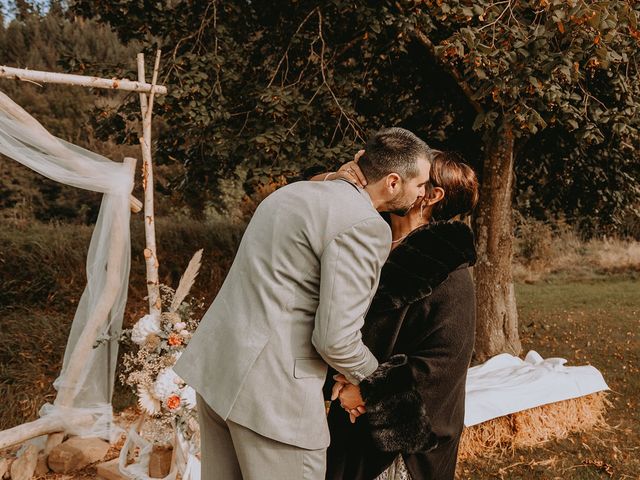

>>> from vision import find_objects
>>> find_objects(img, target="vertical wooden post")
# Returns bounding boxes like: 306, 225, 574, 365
137, 52, 162, 316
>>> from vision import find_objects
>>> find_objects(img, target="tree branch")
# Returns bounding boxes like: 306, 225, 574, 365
412, 28, 484, 115
267, 7, 319, 88
317, 10, 364, 142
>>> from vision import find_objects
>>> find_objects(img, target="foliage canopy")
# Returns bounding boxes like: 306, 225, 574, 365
3, 0, 638, 233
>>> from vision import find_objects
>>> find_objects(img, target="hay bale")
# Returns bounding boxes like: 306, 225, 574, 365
458, 391, 609, 461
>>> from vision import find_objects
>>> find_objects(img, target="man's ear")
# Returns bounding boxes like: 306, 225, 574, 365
425, 186, 445, 206
385, 173, 402, 193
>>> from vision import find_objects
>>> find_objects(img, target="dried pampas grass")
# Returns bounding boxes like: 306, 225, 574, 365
170, 249, 203, 312
458, 391, 609, 461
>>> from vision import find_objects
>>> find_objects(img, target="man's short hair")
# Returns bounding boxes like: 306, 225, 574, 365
358, 127, 432, 183
429, 151, 479, 221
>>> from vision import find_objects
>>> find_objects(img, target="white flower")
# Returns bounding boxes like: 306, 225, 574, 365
179, 330, 190, 337
180, 386, 197, 410
131, 313, 161, 345
174, 322, 186, 331
153, 368, 183, 400
137, 385, 161, 415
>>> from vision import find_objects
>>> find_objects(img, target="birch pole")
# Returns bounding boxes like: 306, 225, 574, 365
137, 51, 162, 316
0, 415, 95, 451
0, 65, 167, 94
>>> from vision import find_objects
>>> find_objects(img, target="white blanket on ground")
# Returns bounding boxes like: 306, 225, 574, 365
464, 350, 609, 427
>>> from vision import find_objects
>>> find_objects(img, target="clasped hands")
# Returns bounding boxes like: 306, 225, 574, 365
331, 374, 366, 423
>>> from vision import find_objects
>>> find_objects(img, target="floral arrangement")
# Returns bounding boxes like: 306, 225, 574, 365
121, 249, 204, 445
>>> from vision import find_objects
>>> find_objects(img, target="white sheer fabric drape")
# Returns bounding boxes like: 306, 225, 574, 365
0, 90, 134, 439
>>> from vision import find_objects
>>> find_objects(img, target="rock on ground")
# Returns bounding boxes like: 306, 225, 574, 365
0, 458, 8, 479
10, 444, 38, 480
96, 458, 127, 480
47, 437, 110, 474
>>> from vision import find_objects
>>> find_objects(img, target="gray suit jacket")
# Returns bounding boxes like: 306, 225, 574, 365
175, 180, 391, 449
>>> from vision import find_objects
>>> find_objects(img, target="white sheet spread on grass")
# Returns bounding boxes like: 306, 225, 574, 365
464, 350, 609, 427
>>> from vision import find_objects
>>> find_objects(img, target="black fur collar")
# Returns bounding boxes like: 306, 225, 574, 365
370, 221, 477, 312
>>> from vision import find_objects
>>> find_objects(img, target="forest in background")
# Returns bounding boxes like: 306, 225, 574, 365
0, 0, 189, 222
1, 0, 639, 238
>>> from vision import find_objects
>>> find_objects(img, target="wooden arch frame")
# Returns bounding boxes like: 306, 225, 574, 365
0, 51, 167, 451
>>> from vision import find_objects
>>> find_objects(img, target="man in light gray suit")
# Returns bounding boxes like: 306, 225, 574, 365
175, 128, 432, 479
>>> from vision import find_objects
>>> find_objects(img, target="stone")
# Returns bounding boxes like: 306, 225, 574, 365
148, 445, 173, 478
0, 458, 8, 479
10, 444, 38, 480
44, 432, 65, 455
96, 459, 127, 480
47, 436, 110, 473
1, 457, 13, 480
35, 454, 49, 476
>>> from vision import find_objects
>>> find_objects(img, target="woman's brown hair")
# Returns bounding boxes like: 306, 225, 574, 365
428, 151, 479, 221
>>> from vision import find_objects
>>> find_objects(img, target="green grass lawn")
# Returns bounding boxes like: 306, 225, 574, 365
460, 276, 640, 479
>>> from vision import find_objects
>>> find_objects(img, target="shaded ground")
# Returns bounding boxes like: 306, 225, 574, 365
459, 275, 639, 479
1, 271, 638, 478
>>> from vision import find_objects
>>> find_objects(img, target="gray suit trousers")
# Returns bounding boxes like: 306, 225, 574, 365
197, 394, 326, 480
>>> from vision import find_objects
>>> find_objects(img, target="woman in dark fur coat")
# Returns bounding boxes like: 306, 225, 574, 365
325, 151, 479, 480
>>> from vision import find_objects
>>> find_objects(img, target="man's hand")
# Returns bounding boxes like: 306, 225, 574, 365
332, 374, 367, 423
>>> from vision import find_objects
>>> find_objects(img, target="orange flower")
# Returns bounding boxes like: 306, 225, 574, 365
168, 333, 183, 346
166, 395, 181, 410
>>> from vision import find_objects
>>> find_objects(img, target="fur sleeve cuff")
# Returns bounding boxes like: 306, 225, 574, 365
360, 354, 438, 454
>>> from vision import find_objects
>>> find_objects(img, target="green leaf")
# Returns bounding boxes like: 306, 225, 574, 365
472, 112, 485, 130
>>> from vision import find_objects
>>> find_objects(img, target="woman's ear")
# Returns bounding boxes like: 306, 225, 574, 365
425, 186, 445, 206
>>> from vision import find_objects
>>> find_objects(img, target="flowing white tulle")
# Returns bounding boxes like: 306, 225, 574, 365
0, 90, 134, 440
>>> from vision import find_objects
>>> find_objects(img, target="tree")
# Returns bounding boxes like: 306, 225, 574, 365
72, 1, 485, 208
71, 0, 640, 360
0, 7, 5, 54
0, 0, 138, 139
408, 0, 639, 359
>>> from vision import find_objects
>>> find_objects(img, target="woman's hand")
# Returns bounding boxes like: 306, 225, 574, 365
332, 373, 367, 423
335, 150, 367, 187
308, 150, 368, 186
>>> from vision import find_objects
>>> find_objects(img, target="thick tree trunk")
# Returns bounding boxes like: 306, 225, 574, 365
473, 124, 522, 362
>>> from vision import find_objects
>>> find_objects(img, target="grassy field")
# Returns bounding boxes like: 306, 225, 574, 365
0, 218, 244, 430
2, 276, 636, 479
460, 276, 640, 479
1, 219, 638, 478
